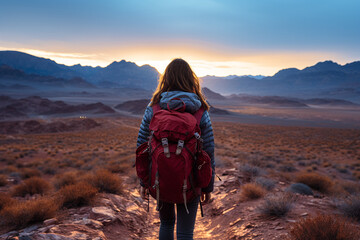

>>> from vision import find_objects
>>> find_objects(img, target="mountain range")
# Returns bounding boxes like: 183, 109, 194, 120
0, 51, 159, 89
1, 50, 360, 103
201, 61, 360, 102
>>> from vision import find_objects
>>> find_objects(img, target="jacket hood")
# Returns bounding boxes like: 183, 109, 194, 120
159, 91, 202, 113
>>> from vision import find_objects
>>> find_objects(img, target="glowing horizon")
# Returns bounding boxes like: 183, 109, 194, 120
0, 46, 356, 78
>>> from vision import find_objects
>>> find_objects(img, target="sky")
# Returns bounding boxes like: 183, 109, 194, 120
0, 0, 359, 77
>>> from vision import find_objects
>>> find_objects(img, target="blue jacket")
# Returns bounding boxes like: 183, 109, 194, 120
137, 91, 215, 193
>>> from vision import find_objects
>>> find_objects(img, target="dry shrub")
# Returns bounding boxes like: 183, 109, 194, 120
240, 183, 266, 201
86, 169, 123, 194
0, 174, 7, 186
289, 214, 360, 240
20, 168, 42, 179
340, 181, 360, 195
12, 176, 51, 197
53, 171, 79, 190
0, 194, 16, 210
255, 177, 276, 190
295, 172, 333, 193
57, 182, 98, 208
338, 195, 360, 221
0, 197, 58, 228
240, 164, 262, 181
258, 193, 294, 217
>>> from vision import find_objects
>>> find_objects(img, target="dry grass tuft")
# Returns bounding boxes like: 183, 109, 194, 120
240, 164, 262, 182
338, 195, 360, 221
0, 174, 7, 186
86, 169, 123, 194
57, 182, 98, 208
0, 197, 58, 228
53, 171, 79, 190
295, 172, 333, 193
20, 168, 42, 179
288, 214, 360, 240
258, 193, 294, 217
240, 183, 266, 201
340, 181, 360, 195
12, 176, 51, 197
0, 194, 16, 211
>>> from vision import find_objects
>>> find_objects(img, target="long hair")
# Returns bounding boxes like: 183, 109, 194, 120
150, 58, 210, 111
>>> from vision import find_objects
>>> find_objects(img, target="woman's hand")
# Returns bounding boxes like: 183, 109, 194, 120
140, 186, 149, 200
201, 192, 211, 205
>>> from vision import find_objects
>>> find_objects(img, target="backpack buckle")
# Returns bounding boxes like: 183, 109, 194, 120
194, 132, 201, 140
175, 140, 184, 155
161, 138, 170, 158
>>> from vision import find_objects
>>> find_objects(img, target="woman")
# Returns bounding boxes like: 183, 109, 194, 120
136, 58, 215, 240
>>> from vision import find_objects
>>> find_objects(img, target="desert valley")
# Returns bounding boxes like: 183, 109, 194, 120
0, 51, 360, 239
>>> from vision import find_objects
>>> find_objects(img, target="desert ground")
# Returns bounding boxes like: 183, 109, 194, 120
1, 113, 360, 240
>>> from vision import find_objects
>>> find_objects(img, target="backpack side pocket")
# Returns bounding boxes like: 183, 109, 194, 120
195, 150, 212, 188
135, 142, 150, 187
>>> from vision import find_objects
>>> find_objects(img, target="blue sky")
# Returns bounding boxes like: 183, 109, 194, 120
0, 0, 359, 76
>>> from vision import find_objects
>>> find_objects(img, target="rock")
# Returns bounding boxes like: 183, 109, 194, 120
301, 212, 308, 216
286, 183, 314, 196
37, 233, 73, 240
92, 206, 116, 221
230, 189, 237, 194
230, 218, 242, 226
22, 224, 40, 233
83, 219, 103, 229
19, 235, 33, 240
0, 231, 18, 239
44, 218, 58, 226
245, 223, 255, 228
37, 225, 107, 240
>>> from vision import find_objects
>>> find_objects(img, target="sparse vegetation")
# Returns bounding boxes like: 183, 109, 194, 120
258, 193, 294, 217
255, 177, 276, 190
0, 194, 15, 210
12, 176, 51, 197
295, 172, 333, 193
0, 197, 58, 228
340, 181, 360, 195
0, 174, 7, 186
53, 171, 79, 190
240, 164, 262, 182
338, 195, 360, 221
240, 183, 266, 201
86, 169, 123, 194
57, 182, 98, 208
288, 214, 360, 240
20, 168, 42, 179
0, 117, 359, 237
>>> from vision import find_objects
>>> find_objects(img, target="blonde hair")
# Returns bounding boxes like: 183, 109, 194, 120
150, 58, 209, 111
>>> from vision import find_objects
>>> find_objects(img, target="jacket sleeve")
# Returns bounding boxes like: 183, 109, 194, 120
200, 110, 215, 193
137, 105, 153, 147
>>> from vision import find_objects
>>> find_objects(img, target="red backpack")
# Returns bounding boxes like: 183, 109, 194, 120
136, 98, 212, 214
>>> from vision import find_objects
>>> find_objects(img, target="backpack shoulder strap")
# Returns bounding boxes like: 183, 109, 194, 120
193, 106, 205, 126
152, 103, 162, 113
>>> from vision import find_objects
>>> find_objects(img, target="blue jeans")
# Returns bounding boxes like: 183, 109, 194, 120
159, 196, 199, 240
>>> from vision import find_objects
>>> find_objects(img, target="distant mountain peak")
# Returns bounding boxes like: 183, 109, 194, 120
107, 60, 137, 68
303, 60, 342, 72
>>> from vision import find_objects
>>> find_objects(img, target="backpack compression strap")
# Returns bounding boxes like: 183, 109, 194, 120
152, 103, 161, 113
193, 107, 205, 126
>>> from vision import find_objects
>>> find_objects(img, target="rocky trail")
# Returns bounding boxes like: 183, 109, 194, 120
1, 167, 340, 240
